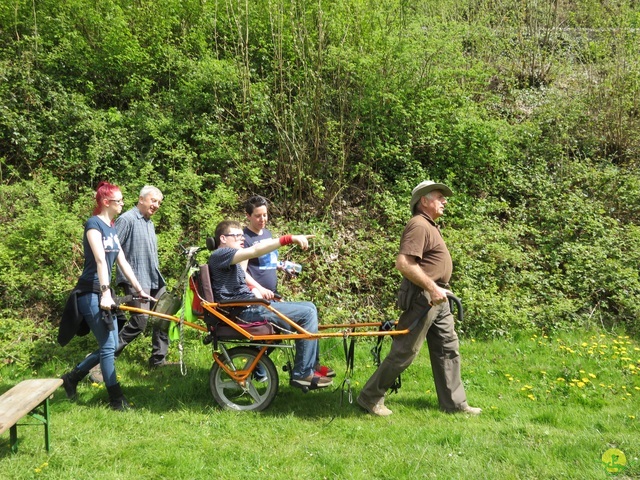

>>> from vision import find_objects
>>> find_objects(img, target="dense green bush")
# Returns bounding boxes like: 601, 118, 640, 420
1, 0, 639, 370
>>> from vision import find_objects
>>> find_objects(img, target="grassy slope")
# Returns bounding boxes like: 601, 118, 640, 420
0, 330, 638, 479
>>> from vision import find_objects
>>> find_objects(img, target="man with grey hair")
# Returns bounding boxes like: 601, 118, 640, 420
89, 185, 173, 382
357, 180, 481, 416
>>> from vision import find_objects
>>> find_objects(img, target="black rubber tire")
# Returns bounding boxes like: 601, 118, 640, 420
210, 347, 279, 411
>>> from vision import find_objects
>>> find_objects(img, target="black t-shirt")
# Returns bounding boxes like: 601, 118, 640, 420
207, 247, 255, 302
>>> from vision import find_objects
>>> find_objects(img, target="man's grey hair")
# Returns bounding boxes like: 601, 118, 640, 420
424, 190, 439, 200
139, 185, 163, 200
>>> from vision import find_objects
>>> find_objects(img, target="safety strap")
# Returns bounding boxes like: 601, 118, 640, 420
339, 333, 356, 406
178, 279, 187, 376
371, 320, 394, 366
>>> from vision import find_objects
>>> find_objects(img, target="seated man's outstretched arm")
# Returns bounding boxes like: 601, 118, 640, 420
230, 235, 313, 265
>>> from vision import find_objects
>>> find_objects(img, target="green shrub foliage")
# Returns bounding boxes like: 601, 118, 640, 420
1, 0, 639, 368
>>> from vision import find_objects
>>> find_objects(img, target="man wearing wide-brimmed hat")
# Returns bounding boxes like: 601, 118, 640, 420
357, 180, 481, 416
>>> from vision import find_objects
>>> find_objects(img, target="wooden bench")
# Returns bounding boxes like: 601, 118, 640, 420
0, 378, 64, 453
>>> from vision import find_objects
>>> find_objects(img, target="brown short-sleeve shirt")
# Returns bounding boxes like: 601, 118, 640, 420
398, 213, 452, 284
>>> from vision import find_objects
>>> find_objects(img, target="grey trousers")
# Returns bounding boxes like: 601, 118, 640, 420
358, 292, 468, 412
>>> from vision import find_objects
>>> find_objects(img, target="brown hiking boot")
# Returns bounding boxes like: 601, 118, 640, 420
357, 395, 393, 417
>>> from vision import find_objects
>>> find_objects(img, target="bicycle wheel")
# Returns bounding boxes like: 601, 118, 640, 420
210, 346, 279, 411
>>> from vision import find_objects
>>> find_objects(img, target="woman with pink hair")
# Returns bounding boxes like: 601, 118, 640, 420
60, 181, 152, 410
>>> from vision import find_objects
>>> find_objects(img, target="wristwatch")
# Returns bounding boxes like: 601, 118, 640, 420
100, 284, 109, 293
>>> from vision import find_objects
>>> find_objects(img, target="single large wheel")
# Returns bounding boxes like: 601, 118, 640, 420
210, 347, 279, 411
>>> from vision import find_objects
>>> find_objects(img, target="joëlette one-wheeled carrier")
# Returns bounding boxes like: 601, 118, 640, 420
117, 243, 462, 412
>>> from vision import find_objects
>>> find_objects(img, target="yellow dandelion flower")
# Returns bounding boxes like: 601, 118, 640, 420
556, 377, 566, 382
581, 378, 590, 383
527, 394, 536, 401
600, 383, 606, 387
581, 342, 588, 347
630, 415, 636, 419
622, 386, 627, 390
579, 369, 586, 373
588, 373, 596, 378
577, 382, 585, 388
634, 387, 640, 391
540, 371, 547, 375
629, 364, 636, 370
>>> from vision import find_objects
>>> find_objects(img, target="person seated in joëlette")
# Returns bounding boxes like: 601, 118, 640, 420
207, 220, 334, 390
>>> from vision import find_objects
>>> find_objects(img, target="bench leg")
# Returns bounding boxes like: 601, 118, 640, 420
9, 424, 18, 454
7, 398, 53, 453
27, 400, 52, 452
43, 398, 51, 452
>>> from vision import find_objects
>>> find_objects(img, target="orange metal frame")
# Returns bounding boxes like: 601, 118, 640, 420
120, 301, 409, 341
119, 299, 406, 387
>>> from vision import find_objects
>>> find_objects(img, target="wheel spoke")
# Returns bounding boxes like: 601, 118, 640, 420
245, 382, 263, 402
218, 379, 241, 390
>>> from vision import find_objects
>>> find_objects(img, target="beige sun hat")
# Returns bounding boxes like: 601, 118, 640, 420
410, 180, 453, 213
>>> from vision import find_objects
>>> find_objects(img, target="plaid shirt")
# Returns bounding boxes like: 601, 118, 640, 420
115, 206, 165, 291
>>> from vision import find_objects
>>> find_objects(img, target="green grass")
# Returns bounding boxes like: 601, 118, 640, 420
0, 329, 638, 479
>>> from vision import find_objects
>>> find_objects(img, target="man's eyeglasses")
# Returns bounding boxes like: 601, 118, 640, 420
108, 199, 125, 205
224, 233, 244, 239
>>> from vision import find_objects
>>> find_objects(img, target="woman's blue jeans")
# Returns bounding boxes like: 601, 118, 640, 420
75, 292, 119, 387
239, 301, 319, 379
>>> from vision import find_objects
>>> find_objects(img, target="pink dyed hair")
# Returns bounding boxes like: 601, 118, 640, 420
93, 181, 121, 216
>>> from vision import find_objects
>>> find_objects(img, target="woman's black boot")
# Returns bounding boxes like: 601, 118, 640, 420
61, 367, 88, 400
106, 383, 131, 411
